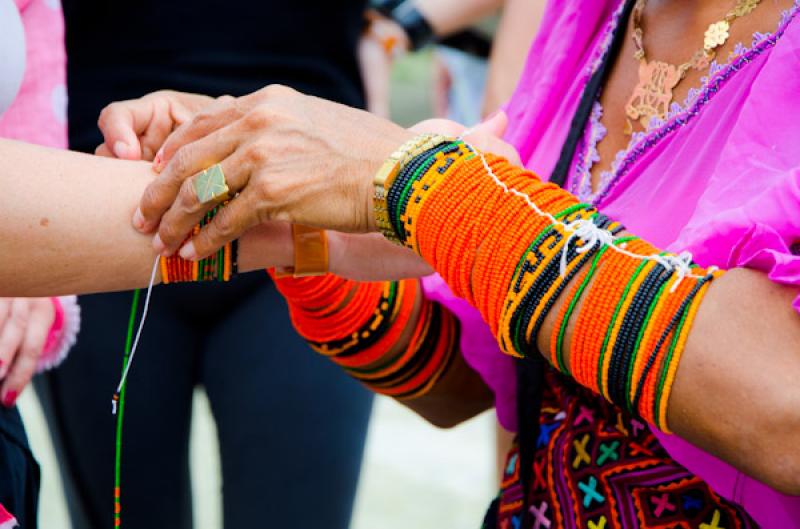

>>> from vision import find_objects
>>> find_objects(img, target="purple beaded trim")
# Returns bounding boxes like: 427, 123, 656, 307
572, 103, 608, 202
567, 0, 627, 201
592, 2, 800, 205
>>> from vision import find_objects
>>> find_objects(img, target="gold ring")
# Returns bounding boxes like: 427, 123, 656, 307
194, 164, 230, 205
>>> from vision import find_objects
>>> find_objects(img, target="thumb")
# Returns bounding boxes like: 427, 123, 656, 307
474, 110, 509, 139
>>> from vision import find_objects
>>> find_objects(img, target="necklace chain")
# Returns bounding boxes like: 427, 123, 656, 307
625, 0, 761, 132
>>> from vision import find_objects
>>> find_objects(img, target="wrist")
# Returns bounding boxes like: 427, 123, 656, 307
238, 222, 294, 273
365, 127, 416, 233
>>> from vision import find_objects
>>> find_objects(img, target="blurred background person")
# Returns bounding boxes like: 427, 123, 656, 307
360, 0, 544, 122
33, 2, 374, 528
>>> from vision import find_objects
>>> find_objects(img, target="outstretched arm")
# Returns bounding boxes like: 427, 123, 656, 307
0, 138, 290, 296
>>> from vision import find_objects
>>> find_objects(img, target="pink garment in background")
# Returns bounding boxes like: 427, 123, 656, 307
424, 0, 800, 526
0, 0, 78, 371
0, 0, 67, 148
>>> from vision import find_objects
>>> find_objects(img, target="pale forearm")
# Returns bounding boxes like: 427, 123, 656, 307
0, 139, 286, 296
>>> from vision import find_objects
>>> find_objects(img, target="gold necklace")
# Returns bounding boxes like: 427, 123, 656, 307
624, 0, 761, 134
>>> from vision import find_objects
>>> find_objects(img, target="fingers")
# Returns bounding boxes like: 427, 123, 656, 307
153, 149, 252, 255
154, 95, 241, 172
136, 123, 241, 236
476, 110, 509, 138
179, 192, 259, 261
138, 98, 180, 162
1, 298, 53, 408
95, 144, 115, 158
97, 98, 153, 160
0, 299, 28, 383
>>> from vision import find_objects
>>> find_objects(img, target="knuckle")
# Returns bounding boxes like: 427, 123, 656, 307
97, 104, 117, 128
216, 94, 236, 106
244, 142, 268, 165
254, 178, 277, 203
212, 210, 238, 239
244, 105, 273, 129
263, 84, 295, 99
178, 179, 201, 215
172, 145, 194, 177
158, 221, 183, 245
152, 89, 175, 99
141, 183, 166, 213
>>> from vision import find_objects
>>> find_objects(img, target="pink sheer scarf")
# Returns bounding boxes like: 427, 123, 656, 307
424, 0, 800, 525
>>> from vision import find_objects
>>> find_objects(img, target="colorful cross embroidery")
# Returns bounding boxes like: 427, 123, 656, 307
587, 516, 608, 529
533, 458, 547, 490
615, 412, 629, 436
574, 405, 595, 426
650, 493, 677, 517
537, 422, 559, 448
578, 476, 605, 508
682, 495, 704, 511
631, 419, 646, 436
596, 441, 620, 465
628, 441, 654, 457
573, 434, 592, 469
700, 510, 725, 529
506, 454, 518, 476
529, 501, 552, 529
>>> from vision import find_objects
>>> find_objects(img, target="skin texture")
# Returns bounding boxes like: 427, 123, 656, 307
129, 0, 800, 493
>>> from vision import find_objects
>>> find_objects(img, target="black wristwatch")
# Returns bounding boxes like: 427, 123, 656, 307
368, 0, 435, 51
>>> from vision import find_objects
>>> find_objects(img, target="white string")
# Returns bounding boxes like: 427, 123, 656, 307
112, 255, 160, 415
456, 130, 713, 287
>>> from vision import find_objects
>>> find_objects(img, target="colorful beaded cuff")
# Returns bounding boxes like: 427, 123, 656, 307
385, 136, 721, 431
160, 204, 237, 284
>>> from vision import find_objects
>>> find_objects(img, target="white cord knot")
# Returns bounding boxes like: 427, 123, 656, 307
655, 251, 694, 293
559, 219, 614, 276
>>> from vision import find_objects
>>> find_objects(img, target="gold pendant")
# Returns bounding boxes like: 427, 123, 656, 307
625, 59, 682, 132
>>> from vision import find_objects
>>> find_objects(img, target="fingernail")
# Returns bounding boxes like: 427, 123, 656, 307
153, 234, 167, 255
133, 208, 146, 231
113, 141, 129, 159
179, 241, 197, 261
3, 390, 18, 408
153, 147, 165, 173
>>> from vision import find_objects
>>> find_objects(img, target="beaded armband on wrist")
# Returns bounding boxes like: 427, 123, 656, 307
383, 137, 722, 431
374, 133, 449, 243
272, 273, 459, 400
161, 205, 238, 283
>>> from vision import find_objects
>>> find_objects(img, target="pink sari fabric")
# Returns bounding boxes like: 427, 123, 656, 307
0, 0, 67, 148
424, 0, 800, 526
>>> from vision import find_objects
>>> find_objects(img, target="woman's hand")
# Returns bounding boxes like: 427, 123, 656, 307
0, 298, 55, 407
96, 90, 215, 161
136, 85, 412, 259
136, 83, 518, 261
